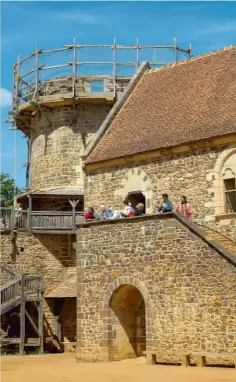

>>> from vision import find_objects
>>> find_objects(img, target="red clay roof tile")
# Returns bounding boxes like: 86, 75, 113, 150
86, 46, 236, 164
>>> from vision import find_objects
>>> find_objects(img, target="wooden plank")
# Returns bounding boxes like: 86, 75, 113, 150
31, 229, 73, 234
39, 277, 44, 353
28, 195, 32, 232
20, 274, 25, 354
192, 352, 236, 357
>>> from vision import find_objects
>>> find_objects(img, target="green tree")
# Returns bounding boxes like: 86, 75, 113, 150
0, 173, 22, 207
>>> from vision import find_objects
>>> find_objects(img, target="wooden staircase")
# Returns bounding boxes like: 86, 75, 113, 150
0, 265, 44, 354
199, 225, 236, 256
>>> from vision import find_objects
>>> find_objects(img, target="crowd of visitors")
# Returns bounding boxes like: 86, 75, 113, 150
84, 194, 191, 221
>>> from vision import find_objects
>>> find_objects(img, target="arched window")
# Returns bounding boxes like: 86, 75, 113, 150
221, 153, 236, 213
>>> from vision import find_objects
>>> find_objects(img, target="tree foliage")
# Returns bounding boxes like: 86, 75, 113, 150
0, 173, 22, 207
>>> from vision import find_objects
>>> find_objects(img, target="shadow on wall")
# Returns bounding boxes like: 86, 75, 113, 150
34, 234, 76, 268
109, 284, 146, 361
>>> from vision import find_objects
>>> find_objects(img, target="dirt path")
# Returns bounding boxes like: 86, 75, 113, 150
1, 353, 235, 382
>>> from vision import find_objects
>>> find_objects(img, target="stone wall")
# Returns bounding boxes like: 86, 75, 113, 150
32, 197, 83, 212
1, 232, 77, 350
76, 215, 236, 362
85, 144, 236, 240
38, 77, 130, 97
30, 104, 111, 192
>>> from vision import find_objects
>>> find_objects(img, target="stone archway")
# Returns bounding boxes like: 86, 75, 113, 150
206, 143, 236, 218
114, 168, 153, 214
98, 276, 153, 361
109, 284, 145, 360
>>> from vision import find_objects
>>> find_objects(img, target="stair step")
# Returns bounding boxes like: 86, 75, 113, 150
201, 226, 236, 255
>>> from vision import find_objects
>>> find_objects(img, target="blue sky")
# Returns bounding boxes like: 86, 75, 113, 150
1, 1, 236, 188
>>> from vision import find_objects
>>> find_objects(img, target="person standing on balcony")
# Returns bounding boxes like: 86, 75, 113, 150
84, 207, 96, 221
134, 203, 145, 216
98, 205, 112, 220
0, 196, 6, 228
158, 193, 173, 214
175, 195, 192, 217
15, 204, 23, 228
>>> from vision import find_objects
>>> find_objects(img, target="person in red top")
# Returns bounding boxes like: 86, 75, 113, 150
84, 207, 96, 220
175, 196, 192, 217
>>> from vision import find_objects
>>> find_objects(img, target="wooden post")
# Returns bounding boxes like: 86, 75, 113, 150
54, 316, 62, 343
112, 37, 116, 98
38, 275, 44, 353
15, 55, 20, 113
20, 274, 25, 354
72, 38, 77, 101
68, 199, 79, 233
72, 204, 75, 233
28, 195, 32, 232
35, 42, 39, 103
26, 139, 30, 189
174, 37, 178, 63
136, 37, 139, 69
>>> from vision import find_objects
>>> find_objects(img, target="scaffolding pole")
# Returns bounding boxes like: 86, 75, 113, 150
112, 37, 116, 97
7, 39, 193, 124
34, 42, 39, 104
174, 38, 178, 63
72, 38, 77, 101
136, 37, 139, 69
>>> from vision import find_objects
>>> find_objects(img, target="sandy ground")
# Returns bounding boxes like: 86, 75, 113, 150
1, 353, 236, 382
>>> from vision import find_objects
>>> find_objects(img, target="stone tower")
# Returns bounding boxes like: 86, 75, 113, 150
3, 41, 192, 352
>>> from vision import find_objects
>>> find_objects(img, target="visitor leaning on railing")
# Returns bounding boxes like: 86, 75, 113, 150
84, 193, 193, 223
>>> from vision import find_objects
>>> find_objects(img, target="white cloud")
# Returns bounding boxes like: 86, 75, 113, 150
0, 88, 12, 107
53, 12, 105, 25
212, 22, 236, 33
191, 20, 236, 41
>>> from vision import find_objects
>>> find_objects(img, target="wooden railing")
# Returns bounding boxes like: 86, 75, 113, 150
0, 268, 44, 353
0, 208, 28, 231
0, 273, 43, 314
24, 275, 43, 300
30, 211, 84, 231
0, 265, 19, 285
0, 208, 84, 232
0, 277, 22, 312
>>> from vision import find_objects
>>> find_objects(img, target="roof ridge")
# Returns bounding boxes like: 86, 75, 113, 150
145, 44, 236, 75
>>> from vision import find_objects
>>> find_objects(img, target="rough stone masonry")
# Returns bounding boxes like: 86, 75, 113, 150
76, 214, 236, 363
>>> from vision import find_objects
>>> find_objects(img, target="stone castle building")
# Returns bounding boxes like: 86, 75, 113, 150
1, 45, 236, 362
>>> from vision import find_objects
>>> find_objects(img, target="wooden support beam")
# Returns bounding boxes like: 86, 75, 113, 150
39, 105, 53, 127
28, 195, 32, 233
20, 274, 25, 354
39, 276, 44, 353
68, 199, 80, 233
16, 115, 32, 130
25, 308, 39, 335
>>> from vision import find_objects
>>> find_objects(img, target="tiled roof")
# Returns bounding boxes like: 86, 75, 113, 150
86, 46, 236, 164
31, 187, 84, 196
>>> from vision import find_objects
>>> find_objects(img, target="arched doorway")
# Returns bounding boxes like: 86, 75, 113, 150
127, 192, 146, 213
109, 284, 146, 361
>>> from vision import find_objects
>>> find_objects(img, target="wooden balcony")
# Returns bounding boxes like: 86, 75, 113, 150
0, 208, 84, 234
30, 211, 84, 234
